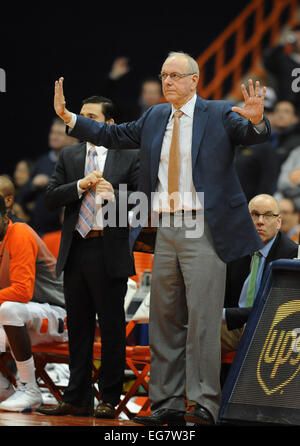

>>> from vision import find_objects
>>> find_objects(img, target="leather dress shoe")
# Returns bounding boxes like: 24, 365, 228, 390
94, 401, 115, 419
36, 401, 91, 417
133, 408, 186, 426
184, 404, 215, 425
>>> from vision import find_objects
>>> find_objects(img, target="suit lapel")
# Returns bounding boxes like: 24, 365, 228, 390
262, 233, 281, 276
150, 104, 171, 191
192, 96, 208, 170
73, 142, 87, 178
103, 150, 115, 179
73, 144, 117, 180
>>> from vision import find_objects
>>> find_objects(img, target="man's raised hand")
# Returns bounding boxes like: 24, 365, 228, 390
54, 77, 72, 123
231, 79, 266, 125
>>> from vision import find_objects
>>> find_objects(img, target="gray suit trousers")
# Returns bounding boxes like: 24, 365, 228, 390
149, 215, 226, 421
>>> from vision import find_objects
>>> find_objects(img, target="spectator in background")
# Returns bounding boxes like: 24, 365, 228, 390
20, 118, 78, 236
234, 141, 279, 202
103, 57, 162, 121
263, 24, 300, 114
13, 159, 35, 222
275, 143, 300, 211
103, 57, 141, 121
271, 101, 300, 165
13, 159, 33, 190
278, 197, 300, 242
234, 88, 280, 201
138, 77, 162, 115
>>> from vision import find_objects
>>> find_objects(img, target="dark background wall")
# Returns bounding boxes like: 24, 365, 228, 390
0, 2, 249, 175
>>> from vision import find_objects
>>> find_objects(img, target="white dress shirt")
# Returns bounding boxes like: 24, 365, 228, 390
152, 94, 202, 213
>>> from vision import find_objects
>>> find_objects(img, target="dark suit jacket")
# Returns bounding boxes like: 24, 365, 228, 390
69, 95, 271, 263
235, 141, 280, 202
224, 231, 298, 330
45, 142, 140, 278
21, 152, 62, 235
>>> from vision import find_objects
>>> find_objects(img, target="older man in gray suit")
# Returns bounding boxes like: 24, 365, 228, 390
52, 51, 270, 425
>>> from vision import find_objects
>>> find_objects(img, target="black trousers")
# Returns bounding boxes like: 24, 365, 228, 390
62, 235, 127, 407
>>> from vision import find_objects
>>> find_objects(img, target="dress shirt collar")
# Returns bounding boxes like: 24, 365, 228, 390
170, 93, 197, 119
86, 142, 107, 157
258, 234, 277, 259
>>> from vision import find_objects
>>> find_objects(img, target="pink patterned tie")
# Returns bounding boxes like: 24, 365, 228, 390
76, 146, 98, 237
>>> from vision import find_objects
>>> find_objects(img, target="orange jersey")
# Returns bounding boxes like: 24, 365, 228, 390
0, 221, 65, 307
42, 230, 61, 259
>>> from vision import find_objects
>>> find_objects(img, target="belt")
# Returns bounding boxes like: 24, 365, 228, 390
74, 230, 104, 239
158, 210, 199, 218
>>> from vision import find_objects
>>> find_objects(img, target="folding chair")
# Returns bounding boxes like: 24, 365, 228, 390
116, 292, 151, 418
0, 278, 150, 418
29, 279, 140, 410
129, 252, 153, 285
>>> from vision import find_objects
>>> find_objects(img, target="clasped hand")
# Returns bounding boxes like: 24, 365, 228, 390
79, 171, 115, 201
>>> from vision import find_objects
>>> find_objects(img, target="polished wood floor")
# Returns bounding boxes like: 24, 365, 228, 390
0, 409, 141, 427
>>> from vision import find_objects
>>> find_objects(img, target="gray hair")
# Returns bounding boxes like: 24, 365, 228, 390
166, 51, 200, 76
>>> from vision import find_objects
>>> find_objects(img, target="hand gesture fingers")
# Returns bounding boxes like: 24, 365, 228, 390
54, 77, 66, 115
240, 83, 249, 103
260, 85, 267, 101
54, 77, 72, 123
254, 80, 260, 97
248, 79, 255, 98
232, 79, 266, 124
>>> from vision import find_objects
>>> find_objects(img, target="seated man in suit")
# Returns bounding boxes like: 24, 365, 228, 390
0, 195, 67, 412
222, 193, 298, 353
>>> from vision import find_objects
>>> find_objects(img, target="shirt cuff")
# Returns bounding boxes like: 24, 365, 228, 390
252, 119, 266, 134
67, 113, 77, 128
77, 179, 85, 198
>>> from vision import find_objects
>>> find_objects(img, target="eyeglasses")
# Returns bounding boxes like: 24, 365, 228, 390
158, 72, 195, 81
250, 211, 280, 221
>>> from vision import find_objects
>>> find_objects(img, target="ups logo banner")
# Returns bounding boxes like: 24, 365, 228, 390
257, 300, 300, 396
230, 287, 300, 410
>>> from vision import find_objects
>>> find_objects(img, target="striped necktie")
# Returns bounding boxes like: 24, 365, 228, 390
245, 251, 261, 307
76, 146, 98, 237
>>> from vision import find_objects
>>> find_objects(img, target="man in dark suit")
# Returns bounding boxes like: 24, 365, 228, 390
222, 194, 298, 353
37, 96, 139, 419
52, 51, 270, 426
